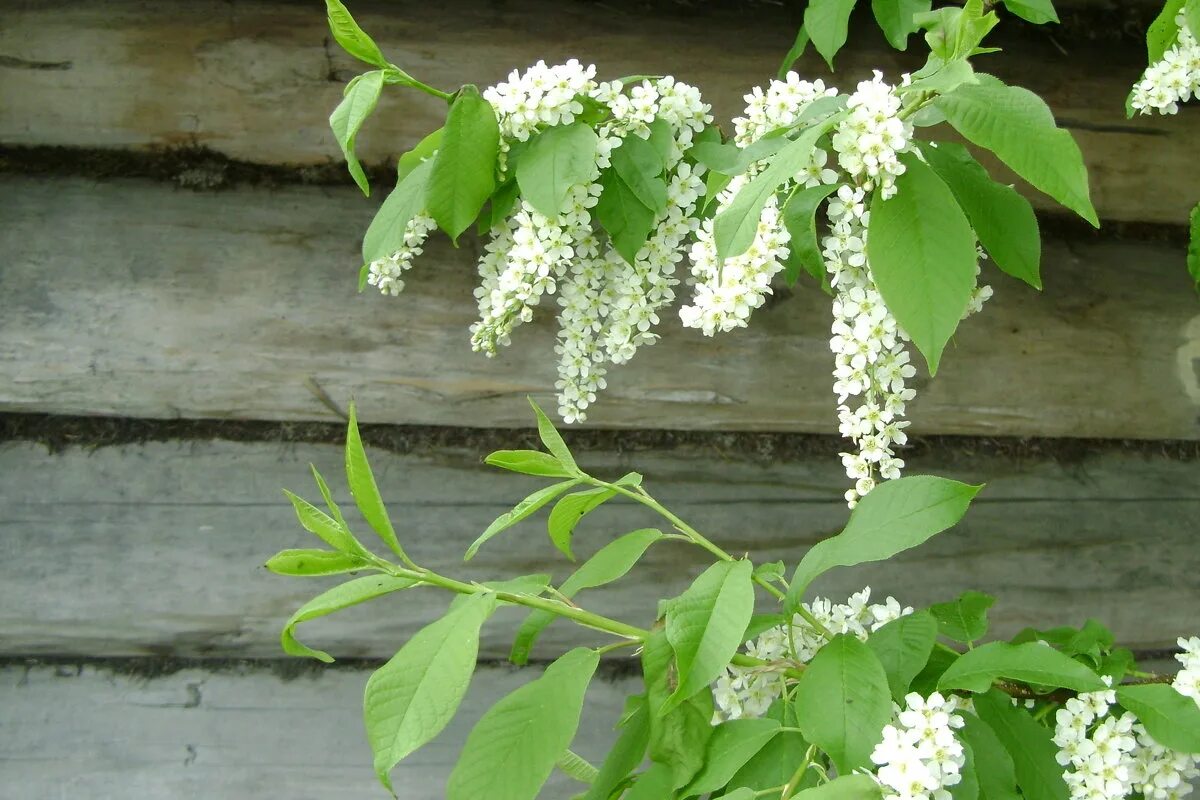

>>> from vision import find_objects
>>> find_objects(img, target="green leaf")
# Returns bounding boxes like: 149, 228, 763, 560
625, 763, 677, 800
721, 789, 757, 800
791, 774, 883, 800
548, 486, 620, 561
866, 609, 938, 702
681, 718, 780, 796
1001, 0, 1058, 24
364, 593, 497, 792
914, 1, 999, 61
804, 0, 859, 68
283, 488, 362, 554
1117, 684, 1200, 753
952, 741, 980, 800
1101, 648, 1136, 683
867, 151, 979, 375
465, 478, 583, 561
330, 70, 385, 196
795, 634, 893, 775
446, 647, 600, 800
484, 449, 574, 477
935, 77, 1098, 227
516, 122, 600, 217
557, 749, 600, 784
325, 0, 388, 67
872, 0, 933, 49
426, 84, 500, 241
1147, 0, 1187, 62
345, 402, 406, 561
744, 613, 788, 643
1188, 202, 1199, 295
511, 529, 663, 664
448, 575, 551, 613
753, 561, 786, 584
362, 159, 432, 265
930, 590, 996, 643
959, 712, 1021, 800
397, 128, 443, 182
787, 476, 981, 608
689, 137, 790, 177
725, 701, 812, 793
938, 641, 1105, 693
920, 141, 1041, 289
714, 114, 844, 261
911, 645, 959, 696
777, 26, 811, 79
529, 396, 578, 472
281, 574, 419, 662
1188, 0, 1200, 40
974, 690, 1069, 800
482, 179, 521, 232
646, 118, 676, 169
612, 135, 668, 213
641, 627, 714, 787
265, 548, 369, 576
596, 150, 665, 264
311, 464, 350, 529
664, 559, 756, 711
782, 183, 838, 286
583, 695, 651, 800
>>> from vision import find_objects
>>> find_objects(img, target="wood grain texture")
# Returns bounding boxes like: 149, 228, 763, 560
2, 437, 1196, 660
0, 661, 634, 799
3, 176, 1199, 437
0, 0, 1195, 224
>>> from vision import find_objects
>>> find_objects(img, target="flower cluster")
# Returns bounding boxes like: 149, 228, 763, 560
832, 71, 913, 200
483, 59, 597, 144
712, 587, 912, 721
365, 212, 437, 296
1130, 14, 1200, 116
1173, 636, 1200, 705
871, 692, 967, 800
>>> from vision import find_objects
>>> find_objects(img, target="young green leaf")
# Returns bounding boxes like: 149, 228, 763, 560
426, 84, 500, 241
583, 695, 651, 800
397, 128, 443, 182
753, 560, 786, 584
325, 0, 388, 67
959, 712, 1022, 800
364, 592, 498, 793
465, 478, 583, 561
345, 402, 407, 561
596, 162, 662, 264
782, 183, 838, 287
1188, 201, 1199, 295
872, 0, 933, 50
283, 488, 363, 555
974, 690, 1070, 800
528, 396, 579, 472
611, 135, 668, 213
516, 122, 600, 217
1116, 684, 1200, 753
361, 159, 432, 265
557, 749, 600, 785
681, 718, 781, 796
484, 449, 573, 477
791, 774, 884, 800
1001, 0, 1059, 25
547, 486, 620, 560
265, 548, 369, 576
935, 77, 1098, 227
938, 641, 1105, 693
1147, 0, 1187, 62
787, 476, 981, 608
664, 559, 756, 711
805, 0, 859, 68
930, 590, 996, 643
330, 70, 385, 196
311, 464, 350, 528
914, 1, 999, 61
920, 141, 1041, 290
866, 609, 939, 702
795, 634, 893, 775
511, 528, 663, 664
777, 26, 811, 79
867, 151, 978, 375
714, 114, 844, 261
281, 574, 419, 662
446, 647, 600, 800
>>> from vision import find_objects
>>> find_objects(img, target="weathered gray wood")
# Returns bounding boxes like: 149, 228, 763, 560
2, 176, 1198, 437
0, 0, 1194, 224
2, 437, 1197, 659
0, 661, 635, 799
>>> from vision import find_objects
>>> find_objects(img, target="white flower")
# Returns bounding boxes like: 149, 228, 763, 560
1130, 16, 1200, 116
365, 212, 437, 296
871, 692, 966, 800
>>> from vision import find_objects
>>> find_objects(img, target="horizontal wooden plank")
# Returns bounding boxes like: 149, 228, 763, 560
0, 0, 1195, 224
0, 661, 634, 799
2, 436, 1197, 660
2, 176, 1198, 437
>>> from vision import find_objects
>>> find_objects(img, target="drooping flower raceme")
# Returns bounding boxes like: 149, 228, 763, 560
712, 587, 912, 721
871, 692, 967, 800
1130, 13, 1200, 115
365, 212, 437, 296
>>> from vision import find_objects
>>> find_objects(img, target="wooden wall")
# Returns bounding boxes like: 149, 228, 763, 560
1, 0, 1197, 796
